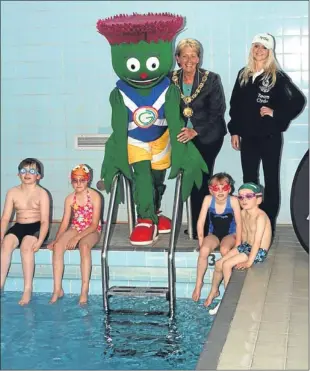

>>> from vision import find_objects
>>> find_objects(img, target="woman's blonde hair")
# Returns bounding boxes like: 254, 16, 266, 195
239, 45, 280, 87
175, 38, 201, 58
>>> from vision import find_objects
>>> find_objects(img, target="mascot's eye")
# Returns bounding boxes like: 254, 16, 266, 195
126, 58, 140, 72
146, 57, 160, 71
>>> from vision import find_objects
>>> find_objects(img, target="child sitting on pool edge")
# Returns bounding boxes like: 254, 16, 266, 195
192, 172, 242, 302
205, 182, 272, 313
47, 164, 102, 305
1, 158, 50, 305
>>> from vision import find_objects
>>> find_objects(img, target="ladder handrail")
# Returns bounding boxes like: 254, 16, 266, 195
101, 171, 193, 318
101, 172, 121, 312
167, 172, 183, 318
185, 195, 193, 239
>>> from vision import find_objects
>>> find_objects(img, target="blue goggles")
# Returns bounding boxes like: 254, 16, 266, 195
19, 168, 40, 175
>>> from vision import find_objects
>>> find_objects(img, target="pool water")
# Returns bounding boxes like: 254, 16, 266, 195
1, 292, 219, 370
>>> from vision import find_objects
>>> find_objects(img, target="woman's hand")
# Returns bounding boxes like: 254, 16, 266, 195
177, 127, 198, 143
231, 135, 240, 151
260, 106, 273, 117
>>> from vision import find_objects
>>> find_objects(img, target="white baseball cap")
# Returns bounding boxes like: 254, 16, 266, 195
252, 33, 274, 50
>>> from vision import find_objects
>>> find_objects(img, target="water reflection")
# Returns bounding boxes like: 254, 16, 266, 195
103, 313, 182, 361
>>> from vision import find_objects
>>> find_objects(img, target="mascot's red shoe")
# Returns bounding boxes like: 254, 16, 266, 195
130, 218, 159, 246
157, 214, 171, 234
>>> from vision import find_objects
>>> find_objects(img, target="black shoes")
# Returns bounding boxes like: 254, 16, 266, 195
184, 229, 198, 240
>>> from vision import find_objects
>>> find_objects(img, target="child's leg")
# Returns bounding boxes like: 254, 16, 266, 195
50, 229, 78, 304
78, 231, 100, 305
19, 236, 38, 305
204, 248, 240, 307
1, 234, 19, 290
219, 234, 236, 256
192, 235, 219, 301
222, 253, 248, 287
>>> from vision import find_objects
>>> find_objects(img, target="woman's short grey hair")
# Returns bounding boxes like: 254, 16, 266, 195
175, 38, 201, 58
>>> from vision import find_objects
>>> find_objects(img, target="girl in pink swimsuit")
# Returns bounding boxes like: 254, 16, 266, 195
48, 164, 102, 305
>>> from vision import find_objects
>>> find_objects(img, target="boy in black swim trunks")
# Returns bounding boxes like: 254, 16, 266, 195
1, 158, 50, 305
205, 182, 272, 312
192, 172, 242, 302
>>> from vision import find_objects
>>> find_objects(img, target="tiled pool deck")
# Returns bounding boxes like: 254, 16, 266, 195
198, 225, 309, 370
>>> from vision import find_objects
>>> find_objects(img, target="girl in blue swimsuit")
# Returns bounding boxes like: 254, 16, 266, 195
192, 172, 242, 302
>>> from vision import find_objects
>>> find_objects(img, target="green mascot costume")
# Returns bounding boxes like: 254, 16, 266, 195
97, 13, 208, 246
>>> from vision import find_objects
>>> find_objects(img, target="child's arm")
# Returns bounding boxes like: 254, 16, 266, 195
47, 195, 72, 250
33, 189, 50, 252
66, 190, 102, 249
231, 196, 242, 246
196, 195, 212, 247
0, 189, 14, 242
240, 210, 247, 242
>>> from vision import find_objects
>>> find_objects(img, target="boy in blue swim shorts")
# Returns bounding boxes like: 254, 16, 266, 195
205, 182, 272, 310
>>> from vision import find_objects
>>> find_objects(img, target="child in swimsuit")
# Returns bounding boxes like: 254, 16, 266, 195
48, 164, 102, 305
205, 182, 272, 313
192, 172, 242, 302
1, 158, 50, 305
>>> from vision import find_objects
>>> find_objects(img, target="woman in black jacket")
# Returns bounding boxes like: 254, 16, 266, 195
228, 33, 306, 235
171, 38, 227, 239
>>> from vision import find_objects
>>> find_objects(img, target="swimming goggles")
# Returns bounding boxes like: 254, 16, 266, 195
237, 193, 261, 200
19, 168, 39, 175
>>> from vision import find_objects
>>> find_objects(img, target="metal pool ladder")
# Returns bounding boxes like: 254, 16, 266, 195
101, 171, 193, 319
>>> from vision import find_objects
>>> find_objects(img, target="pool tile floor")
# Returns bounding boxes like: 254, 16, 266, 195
216, 225, 308, 370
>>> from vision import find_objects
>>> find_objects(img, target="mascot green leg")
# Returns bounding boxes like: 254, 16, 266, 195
152, 169, 166, 213
132, 161, 158, 224
130, 162, 171, 244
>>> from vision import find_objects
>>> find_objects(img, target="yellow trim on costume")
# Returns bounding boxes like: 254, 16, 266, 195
128, 130, 171, 170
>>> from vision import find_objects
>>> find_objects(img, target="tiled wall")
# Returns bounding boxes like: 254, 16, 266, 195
1, 1, 308, 223
7, 248, 224, 298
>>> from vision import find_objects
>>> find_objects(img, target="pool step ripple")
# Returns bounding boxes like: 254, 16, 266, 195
5, 247, 223, 299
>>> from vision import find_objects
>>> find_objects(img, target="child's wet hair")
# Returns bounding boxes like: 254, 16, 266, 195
208, 172, 235, 194
18, 158, 42, 175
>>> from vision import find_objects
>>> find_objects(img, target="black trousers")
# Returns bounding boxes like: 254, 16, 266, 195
240, 134, 283, 232
190, 137, 224, 235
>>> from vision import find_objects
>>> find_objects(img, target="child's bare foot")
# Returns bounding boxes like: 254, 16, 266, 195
79, 291, 88, 305
192, 282, 204, 301
204, 290, 220, 307
18, 290, 32, 306
49, 289, 64, 304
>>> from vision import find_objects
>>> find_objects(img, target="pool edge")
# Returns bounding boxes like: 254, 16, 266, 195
196, 270, 247, 370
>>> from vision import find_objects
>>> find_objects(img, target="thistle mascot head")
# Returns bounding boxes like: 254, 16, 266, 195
96, 13, 184, 89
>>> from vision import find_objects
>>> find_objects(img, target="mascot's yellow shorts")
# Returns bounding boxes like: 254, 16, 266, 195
128, 129, 171, 170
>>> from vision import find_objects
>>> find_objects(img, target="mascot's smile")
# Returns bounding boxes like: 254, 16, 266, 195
126, 76, 159, 84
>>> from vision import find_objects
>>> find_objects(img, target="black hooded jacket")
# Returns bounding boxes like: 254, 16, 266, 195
228, 68, 306, 138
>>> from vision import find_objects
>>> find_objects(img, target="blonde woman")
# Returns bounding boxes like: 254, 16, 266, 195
171, 38, 227, 239
228, 33, 305, 236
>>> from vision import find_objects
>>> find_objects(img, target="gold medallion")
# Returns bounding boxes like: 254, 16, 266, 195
172, 70, 209, 107
183, 107, 193, 118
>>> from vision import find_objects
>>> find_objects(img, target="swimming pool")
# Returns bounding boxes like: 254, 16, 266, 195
1, 292, 219, 370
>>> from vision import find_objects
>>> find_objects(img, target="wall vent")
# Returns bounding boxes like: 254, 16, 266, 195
75, 134, 110, 150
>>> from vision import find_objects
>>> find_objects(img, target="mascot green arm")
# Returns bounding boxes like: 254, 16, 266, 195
165, 84, 209, 201
100, 87, 132, 193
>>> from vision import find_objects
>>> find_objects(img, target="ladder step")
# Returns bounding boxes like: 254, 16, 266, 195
108, 319, 169, 327
108, 286, 168, 298
109, 309, 169, 316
